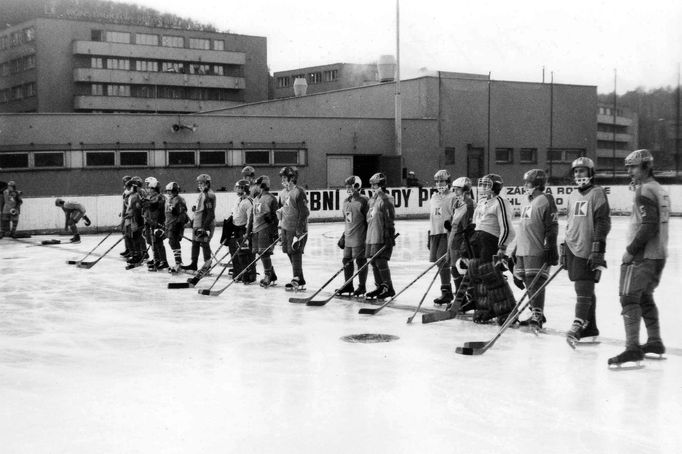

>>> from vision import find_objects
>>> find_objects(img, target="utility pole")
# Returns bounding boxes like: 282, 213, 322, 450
612, 69, 617, 178
676, 63, 680, 178
394, 0, 402, 159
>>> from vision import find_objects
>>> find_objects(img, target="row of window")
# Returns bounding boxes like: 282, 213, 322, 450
443, 147, 585, 165
276, 69, 339, 88
90, 30, 225, 51
0, 54, 36, 77
0, 148, 307, 170
0, 27, 35, 50
83, 83, 241, 101
0, 83, 37, 103
89, 57, 228, 76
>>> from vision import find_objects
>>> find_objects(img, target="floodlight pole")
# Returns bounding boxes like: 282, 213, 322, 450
395, 0, 402, 159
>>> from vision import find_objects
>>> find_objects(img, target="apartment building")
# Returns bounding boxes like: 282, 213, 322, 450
595, 103, 638, 174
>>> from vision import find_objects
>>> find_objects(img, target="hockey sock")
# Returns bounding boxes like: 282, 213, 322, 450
342, 257, 354, 282
621, 303, 643, 350
201, 243, 212, 262
70, 224, 78, 234
375, 258, 393, 290
191, 241, 200, 265
356, 257, 368, 287
438, 260, 451, 286
173, 248, 182, 265
587, 295, 598, 327
641, 293, 662, 342
574, 280, 594, 321
291, 252, 304, 281
525, 274, 547, 311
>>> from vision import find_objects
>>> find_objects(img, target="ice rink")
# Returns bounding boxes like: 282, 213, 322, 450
1, 217, 681, 453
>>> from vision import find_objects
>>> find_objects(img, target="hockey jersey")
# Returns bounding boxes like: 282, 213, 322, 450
429, 190, 457, 235
516, 192, 558, 256
366, 190, 395, 245
565, 185, 611, 259
473, 195, 515, 253
279, 185, 309, 234
626, 179, 670, 260
193, 190, 216, 230
251, 192, 278, 234
343, 193, 369, 248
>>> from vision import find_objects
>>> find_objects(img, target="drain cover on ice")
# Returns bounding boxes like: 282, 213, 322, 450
341, 333, 399, 343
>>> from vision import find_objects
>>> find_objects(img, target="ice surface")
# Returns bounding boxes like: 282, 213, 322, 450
1, 218, 681, 453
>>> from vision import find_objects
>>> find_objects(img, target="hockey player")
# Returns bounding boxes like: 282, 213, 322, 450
429, 170, 458, 305
365, 172, 397, 300
469, 174, 516, 323
512, 169, 559, 332
182, 174, 216, 272
564, 157, 611, 347
119, 175, 133, 258
278, 166, 310, 291
608, 149, 670, 366
55, 198, 91, 244
164, 181, 188, 273
248, 175, 279, 287
336, 175, 369, 297
446, 177, 475, 299
241, 165, 258, 197
229, 179, 256, 283
122, 177, 146, 268
0, 181, 23, 239
141, 177, 169, 271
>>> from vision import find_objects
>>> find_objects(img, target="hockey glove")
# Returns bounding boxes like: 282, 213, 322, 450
337, 234, 345, 250
587, 241, 606, 271
191, 205, 197, 212
385, 231, 397, 247
154, 228, 164, 238
560, 243, 567, 269
444, 220, 452, 232
292, 235, 303, 252
544, 245, 559, 266
83, 215, 91, 227
9, 208, 18, 216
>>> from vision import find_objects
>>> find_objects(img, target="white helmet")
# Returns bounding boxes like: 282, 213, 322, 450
433, 169, 451, 194
144, 176, 159, 189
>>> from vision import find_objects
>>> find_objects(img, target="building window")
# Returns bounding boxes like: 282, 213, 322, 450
135, 33, 159, 46
323, 70, 338, 82
444, 147, 455, 165
135, 60, 158, 72
189, 38, 211, 50
495, 147, 513, 164
213, 40, 224, 51
105, 31, 131, 44
107, 85, 130, 97
91, 57, 103, 69
11, 86, 23, 100
158, 86, 185, 99
276, 77, 290, 88
519, 148, 537, 164
189, 64, 211, 75
273, 150, 299, 165
0, 89, 9, 103
308, 72, 322, 84
244, 150, 270, 165
23, 55, 36, 70
168, 151, 196, 166
106, 58, 130, 70
91, 84, 104, 96
34, 152, 64, 168
23, 83, 36, 98
91, 30, 103, 41
23, 27, 35, 42
134, 85, 155, 98
0, 62, 9, 77
162, 35, 184, 48
162, 62, 184, 73
199, 150, 226, 165
547, 148, 585, 163
0, 35, 8, 50
120, 151, 148, 166
85, 151, 115, 167
213, 65, 224, 76
0, 153, 29, 168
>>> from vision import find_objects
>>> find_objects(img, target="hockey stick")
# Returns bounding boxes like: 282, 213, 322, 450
288, 264, 345, 304
407, 255, 448, 323
168, 248, 232, 289
304, 233, 400, 306
66, 231, 113, 265
197, 235, 283, 296
76, 236, 125, 269
455, 265, 563, 356
360, 251, 447, 316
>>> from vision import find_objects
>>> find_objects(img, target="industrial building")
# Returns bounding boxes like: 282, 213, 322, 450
273, 63, 379, 99
0, 16, 268, 113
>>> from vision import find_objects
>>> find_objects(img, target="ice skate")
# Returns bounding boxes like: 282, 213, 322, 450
528, 308, 545, 336
69, 234, 81, 244
565, 319, 585, 349
260, 270, 277, 287
125, 253, 144, 270
433, 285, 454, 306
181, 262, 198, 273
285, 277, 306, 292
641, 340, 666, 359
335, 282, 354, 297
156, 260, 169, 271
375, 284, 395, 301
364, 285, 384, 300
147, 259, 157, 272
608, 349, 645, 369
352, 284, 366, 298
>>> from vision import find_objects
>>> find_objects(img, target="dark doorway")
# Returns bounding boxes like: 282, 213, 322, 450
467, 146, 484, 181
353, 155, 380, 188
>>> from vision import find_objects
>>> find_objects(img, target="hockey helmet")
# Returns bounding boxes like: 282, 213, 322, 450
256, 175, 271, 190
434, 169, 451, 193
624, 149, 654, 168
523, 169, 547, 193
478, 174, 503, 197
571, 157, 594, 188
196, 173, 211, 184
7, 180, 16, 187
235, 179, 250, 195
144, 176, 159, 190
369, 172, 387, 188
241, 165, 256, 178
122, 175, 132, 185
129, 176, 143, 187
55, 198, 65, 206
344, 175, 362, 192
279, 166, 298, 181
165, 181, 180, 193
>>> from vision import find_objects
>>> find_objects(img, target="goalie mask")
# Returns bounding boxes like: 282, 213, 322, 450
571, 157, 594, 189
433, 169, 451, 194
478, 174, 502, 198
344, 175, 362, 194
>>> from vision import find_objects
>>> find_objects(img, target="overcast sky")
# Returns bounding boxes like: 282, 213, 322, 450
120, 0, 681, 94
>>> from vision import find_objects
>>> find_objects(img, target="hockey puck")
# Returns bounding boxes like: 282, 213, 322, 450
340, 333, 399, 343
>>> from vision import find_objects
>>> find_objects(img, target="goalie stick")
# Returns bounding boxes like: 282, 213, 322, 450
197, 235, 283, 296
406, 256, 445, 323
302, 233, 399, 307
76, 236, 125, 269
67, 231, 114, 265
455, 264, 562, 356
359, 251, 447, 316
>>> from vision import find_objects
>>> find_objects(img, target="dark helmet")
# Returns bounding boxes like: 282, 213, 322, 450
478, 174, 503, 195
523, 169, 547, 191
196, 173, 211, 184
241, 165, 256, 178
128, 176, 143, 188
235, 179, 250, 194
256, 175, 271, 190
344, 175, 362, 190
279, 166, 298, 181
165, 181, 180, 193
369, 172, 387, 188
122, 175, 132, 185
55, 198, 65, 206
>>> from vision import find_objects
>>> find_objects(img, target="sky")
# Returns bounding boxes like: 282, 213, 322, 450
117, 0, 680, 94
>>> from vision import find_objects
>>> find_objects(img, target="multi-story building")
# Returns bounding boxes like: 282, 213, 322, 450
0, 17, 268, 113
595, 103, 638, 175
273, 63, 378, 99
